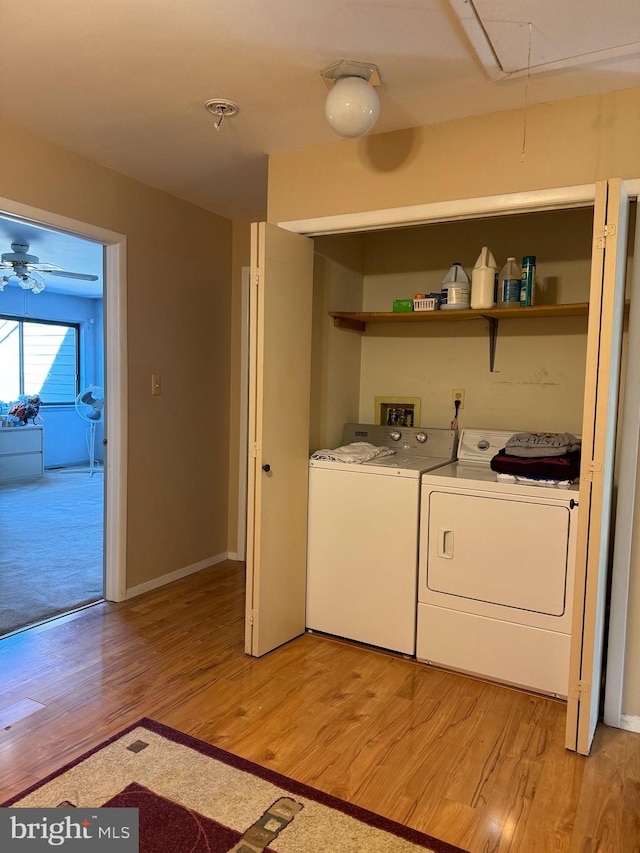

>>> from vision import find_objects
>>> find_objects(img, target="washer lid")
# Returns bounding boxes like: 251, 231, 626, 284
457, 428, 521, 464
361, 454, 455, 473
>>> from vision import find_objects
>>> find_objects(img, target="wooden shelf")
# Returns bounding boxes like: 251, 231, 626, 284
329, 302, 590, 332
330, 302, 591, 372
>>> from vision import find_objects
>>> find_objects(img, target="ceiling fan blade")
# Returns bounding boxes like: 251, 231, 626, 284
45, 269, 99, 281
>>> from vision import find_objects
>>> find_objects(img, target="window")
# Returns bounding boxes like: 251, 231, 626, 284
0, 316, 79, 404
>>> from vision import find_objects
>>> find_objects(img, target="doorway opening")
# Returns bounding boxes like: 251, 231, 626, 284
0, 216, 105, 635
0, 198, 128, 635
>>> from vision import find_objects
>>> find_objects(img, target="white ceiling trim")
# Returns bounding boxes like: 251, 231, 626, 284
448, 0, 504, 81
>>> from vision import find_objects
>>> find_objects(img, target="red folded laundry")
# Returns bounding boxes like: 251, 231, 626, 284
490, 449, 581, 481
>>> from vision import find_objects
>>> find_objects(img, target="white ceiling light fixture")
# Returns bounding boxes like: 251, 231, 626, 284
204, 99, 239, 131
321, 60, 381, 138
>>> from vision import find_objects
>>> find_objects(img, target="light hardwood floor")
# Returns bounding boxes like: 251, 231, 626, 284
0, 561, 638, 852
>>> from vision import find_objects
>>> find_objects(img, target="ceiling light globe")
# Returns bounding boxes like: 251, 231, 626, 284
325, 75, 380, 138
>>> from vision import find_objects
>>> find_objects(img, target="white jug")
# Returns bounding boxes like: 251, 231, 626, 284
470, 247, 497, 310
440, 262, 470, 311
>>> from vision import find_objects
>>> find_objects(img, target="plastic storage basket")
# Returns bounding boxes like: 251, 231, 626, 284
413, 296, 440, 312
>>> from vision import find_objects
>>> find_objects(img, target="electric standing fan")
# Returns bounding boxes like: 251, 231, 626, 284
75, 385, 104, 475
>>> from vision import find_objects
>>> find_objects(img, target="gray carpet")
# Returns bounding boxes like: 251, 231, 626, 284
0, 469, 104, 636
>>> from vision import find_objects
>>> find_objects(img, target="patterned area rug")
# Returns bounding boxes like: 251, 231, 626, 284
2, 718, 468, 853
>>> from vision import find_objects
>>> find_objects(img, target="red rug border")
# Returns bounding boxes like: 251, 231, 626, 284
2, 717, 468, 853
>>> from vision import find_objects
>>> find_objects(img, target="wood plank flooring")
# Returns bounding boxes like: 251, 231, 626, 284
1, 561, 639, 852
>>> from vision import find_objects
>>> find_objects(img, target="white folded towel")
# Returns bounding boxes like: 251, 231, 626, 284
310, 442, 396, 464
496, 473, 574, 488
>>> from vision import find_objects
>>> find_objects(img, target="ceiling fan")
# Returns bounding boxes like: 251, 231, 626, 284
0, 241, 99, 294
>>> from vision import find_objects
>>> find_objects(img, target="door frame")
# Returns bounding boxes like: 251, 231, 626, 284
274, 179, 640, 744
277, 185, 598, 236
603, 177, 640, 728
0, 195, 128, 601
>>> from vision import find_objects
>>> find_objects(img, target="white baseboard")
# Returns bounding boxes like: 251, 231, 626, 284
620, 714, 640, 733
125, 553, 233, 599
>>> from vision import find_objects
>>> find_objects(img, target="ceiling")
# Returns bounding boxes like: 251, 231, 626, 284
1, 0, 639, 227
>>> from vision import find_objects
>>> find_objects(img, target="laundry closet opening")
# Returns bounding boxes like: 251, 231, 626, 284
306, 193, 634, 742
246, 182, 636, 754
309, 204, 602, 452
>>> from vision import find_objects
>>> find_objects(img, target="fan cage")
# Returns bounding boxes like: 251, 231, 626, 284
74, 386, 104, 475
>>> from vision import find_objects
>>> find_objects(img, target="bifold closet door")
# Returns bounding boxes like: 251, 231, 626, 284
566, 178, 629, 755
245, 222, 314, 657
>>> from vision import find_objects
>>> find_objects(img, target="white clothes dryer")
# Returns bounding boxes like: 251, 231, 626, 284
417, 428, 579, 697
306, 423, 457, 655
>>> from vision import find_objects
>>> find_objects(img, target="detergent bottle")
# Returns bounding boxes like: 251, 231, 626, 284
470, 247, 497, 309
520, 255, 536, 306
440, 262, 470, 311
498, 257, 522, 306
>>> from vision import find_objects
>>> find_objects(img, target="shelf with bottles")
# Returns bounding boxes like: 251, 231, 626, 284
330, 301, 590, 331
329, 302, 594, 373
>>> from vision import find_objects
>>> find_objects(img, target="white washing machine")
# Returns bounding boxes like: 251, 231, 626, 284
306, 423, 457, 655
417, 428, 579, 697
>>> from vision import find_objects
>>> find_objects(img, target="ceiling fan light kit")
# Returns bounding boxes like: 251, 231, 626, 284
0, 270, 46, 294
321, 59, 381, 138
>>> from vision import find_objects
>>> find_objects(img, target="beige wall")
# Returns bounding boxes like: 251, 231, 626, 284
310, 235, 365, 451
356, 209, 592, 434
268, 88, 640, 224
265, 86, 640, 720
0, 117, 232, 589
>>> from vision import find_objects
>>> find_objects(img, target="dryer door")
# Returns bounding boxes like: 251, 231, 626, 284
427, 490, 571, 616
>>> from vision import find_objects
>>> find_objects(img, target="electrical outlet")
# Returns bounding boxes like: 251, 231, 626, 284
452, 388, 465, 409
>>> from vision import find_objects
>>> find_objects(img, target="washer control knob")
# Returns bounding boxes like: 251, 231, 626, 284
390, 430, 401, 441
416, 432, 427, 443
477, 440, 490, 451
